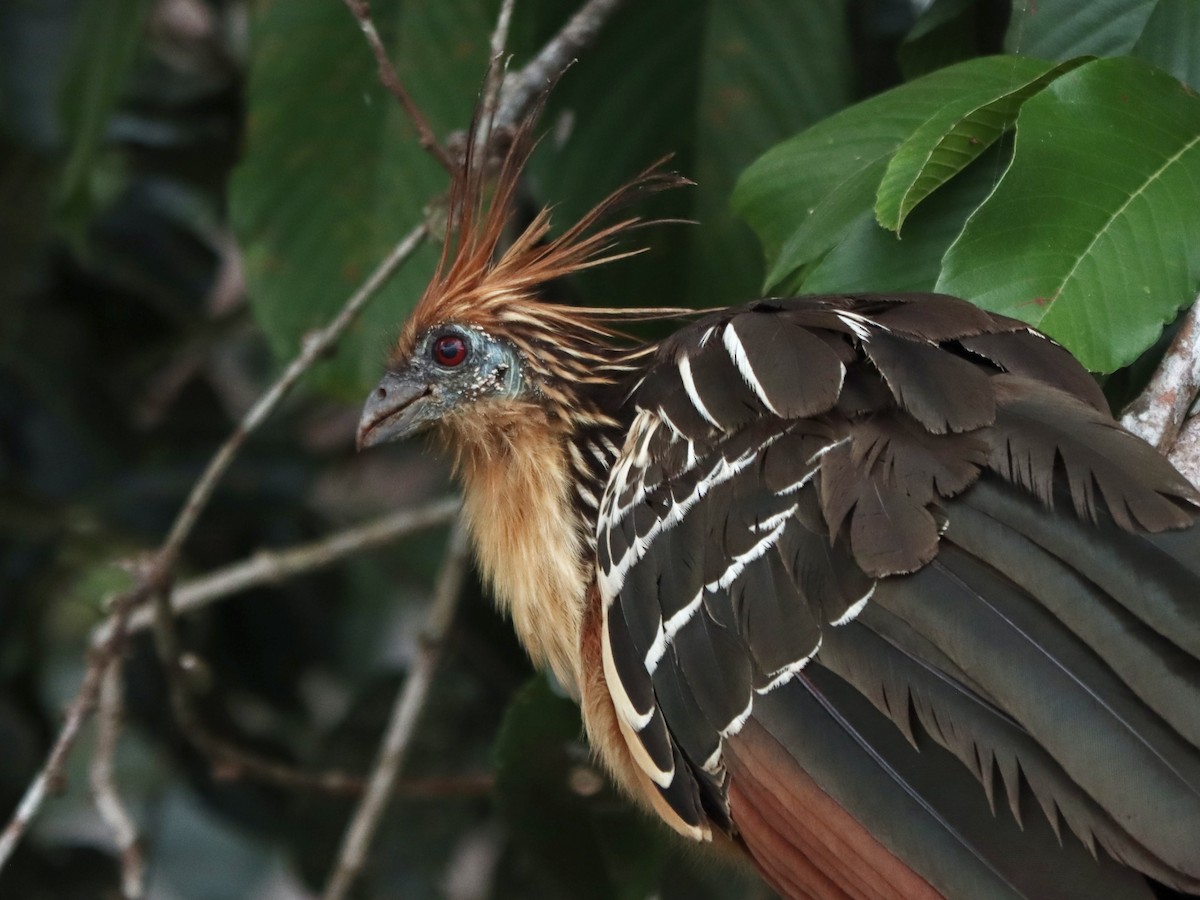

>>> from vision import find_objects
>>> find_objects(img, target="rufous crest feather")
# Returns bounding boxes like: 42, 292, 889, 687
390, 97, 697, 375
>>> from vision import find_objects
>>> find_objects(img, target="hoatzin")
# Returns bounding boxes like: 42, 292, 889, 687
355, 115, 1200, 899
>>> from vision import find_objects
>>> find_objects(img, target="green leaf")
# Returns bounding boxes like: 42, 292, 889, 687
1131, 0, 1200, 90
1005, 0, 1157, 59
57, 0, 153, 213
802, 142, 1003, 293
734, 56, 1070, 290
875, 56, 1080, 234
229, 0, 492, 399
936, 57, 1200, 372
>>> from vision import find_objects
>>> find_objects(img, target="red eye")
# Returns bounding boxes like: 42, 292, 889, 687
432, 333, 468, 367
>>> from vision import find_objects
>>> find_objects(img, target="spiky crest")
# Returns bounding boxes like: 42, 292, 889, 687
390, 99, 696, 400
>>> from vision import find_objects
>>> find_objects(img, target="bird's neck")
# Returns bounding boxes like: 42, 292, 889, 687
453, 404, 614, 695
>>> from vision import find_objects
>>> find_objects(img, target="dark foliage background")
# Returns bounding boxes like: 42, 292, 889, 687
2, 0, 1197, 897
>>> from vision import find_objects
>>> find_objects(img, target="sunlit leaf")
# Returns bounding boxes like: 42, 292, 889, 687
802, 143, 1002, 293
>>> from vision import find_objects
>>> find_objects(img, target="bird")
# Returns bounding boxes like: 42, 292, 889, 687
355, 112, 1200, 900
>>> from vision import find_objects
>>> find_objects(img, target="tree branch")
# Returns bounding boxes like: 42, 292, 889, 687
0, 570, 158, 872
90, 661, 145, 900
495, 0, 626, 130
1120, 295, 1200, 451
91, 495, 460, 648
341, 0, 457, 173
321, 522, 472, 900
1120, 295, 1200, 489
161, 224, 427, 559
0, 224, 427, 876
478, 0, 517, 142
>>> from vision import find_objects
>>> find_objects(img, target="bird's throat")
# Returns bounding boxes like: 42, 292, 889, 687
455, 415, 593, 694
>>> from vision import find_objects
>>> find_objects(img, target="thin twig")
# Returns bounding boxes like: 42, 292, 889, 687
147, 558, 370, 798
0, 572, 157, 870
478, 0, 517, 140
1120, 294, 1200, 454
322, 522, 472, 900
495, 0, 627, 130
341, 0, 456, 174
90, 661, 145, 900
0, 225, 427, 876
92, 496, 460, 648
161, 224, 427, 559
0, 656, 114, 868
147, 224, 429, 796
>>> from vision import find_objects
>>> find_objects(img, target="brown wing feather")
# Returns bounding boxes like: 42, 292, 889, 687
725, 719, 941, 900
592, 292, 1200, 899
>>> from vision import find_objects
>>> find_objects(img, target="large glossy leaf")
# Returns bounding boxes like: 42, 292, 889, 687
734, 56, 1071, 290
229, 0, 492, 399
936, 57, 1200, 372
875, 57, 1079, 233
802, 143, 1003, 293
1005, 0, 1157, 59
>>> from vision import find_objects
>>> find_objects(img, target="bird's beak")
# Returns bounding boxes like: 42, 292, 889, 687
356, 371, 435, 450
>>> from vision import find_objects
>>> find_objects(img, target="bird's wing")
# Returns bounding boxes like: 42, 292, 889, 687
594, 293, 1200, 899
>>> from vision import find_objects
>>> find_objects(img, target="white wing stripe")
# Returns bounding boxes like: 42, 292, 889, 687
707, 519, 790, 593
755, 638, 822, 695
645, 589, 705, 674
721, 696, 755, 738
831, 583, 876, 626
722, 324, 782, 416
678, 355, 721, 429
599, 446, 762, 601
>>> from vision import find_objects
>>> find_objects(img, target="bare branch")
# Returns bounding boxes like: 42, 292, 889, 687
90, 661, 145, 900
0, 225, 427, 874
341, 0, 456, 174
1120, 295, 1200, 455
1169, 413, 1200, 490
495, 0, 626, 130
3, 0, 625, 880
322, 522, 472, 900
478, 0, 517, 143
161, 224, 428, 560
92, 495, 460, 648
0, 656, 113, 869
0, 571, 156, 872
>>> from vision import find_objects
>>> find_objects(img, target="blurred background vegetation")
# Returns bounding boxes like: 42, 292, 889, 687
2, 0, 1197, 897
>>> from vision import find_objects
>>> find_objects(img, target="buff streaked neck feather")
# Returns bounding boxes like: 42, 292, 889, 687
446, 407, 591, 693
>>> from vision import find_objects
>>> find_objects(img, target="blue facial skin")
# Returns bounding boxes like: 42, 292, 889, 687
357, 324, 527, 448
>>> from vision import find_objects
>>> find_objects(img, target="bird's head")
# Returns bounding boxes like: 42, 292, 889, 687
356, 113, 692, 454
